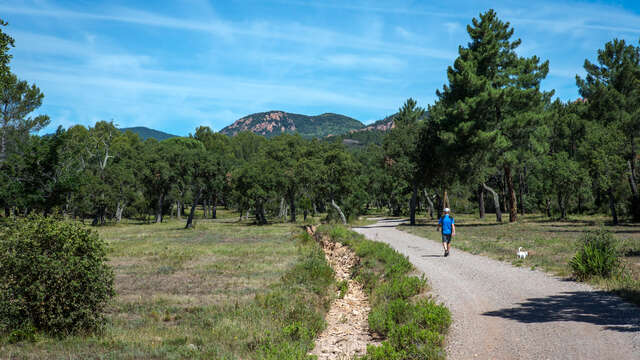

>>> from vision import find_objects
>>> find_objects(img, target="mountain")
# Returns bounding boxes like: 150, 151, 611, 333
327, 114, 396, 147
219, 111, 364, 138
119, 127, 178, 141
351, 114, 396, 133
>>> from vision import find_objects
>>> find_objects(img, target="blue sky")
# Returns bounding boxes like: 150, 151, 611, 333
2, 0, 640, 136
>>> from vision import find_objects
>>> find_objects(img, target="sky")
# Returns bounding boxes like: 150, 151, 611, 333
2, 0, 640, 136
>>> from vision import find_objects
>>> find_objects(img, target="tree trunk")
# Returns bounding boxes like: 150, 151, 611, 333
546, 198, 552, 218
255, 202, 267, 225
482, 183, 502, 222
279, 197, 285, 219
4, 207, 9, 217
519, 170, 525, 216
185, 188, 202, 229
115, 201, 125, 223
504, 165, 518, 222
502, 174, 508, 213
424, 190, 434, 219
155, 193, 164, 223
608, 187, 618, 225
409, 184, 418, 226
627, 160, 640, 222
331, 199, 347, 225
289, 193, 296, 223
176, 200, 182, 220
577, 193, 582, 214
211, 195, 217, 219
557, 192, 566, 219
478, 184, 485, 219
203, 199, 208, 218
442, 188, 450, 210
303, 209, 308, 221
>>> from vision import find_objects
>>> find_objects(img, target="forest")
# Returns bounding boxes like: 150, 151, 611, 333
1, 10, 640, 228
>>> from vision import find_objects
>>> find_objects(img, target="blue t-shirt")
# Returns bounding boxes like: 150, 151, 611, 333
439, 215, 454, 235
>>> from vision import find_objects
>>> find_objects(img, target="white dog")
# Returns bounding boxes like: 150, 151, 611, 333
517, 247, 528, 259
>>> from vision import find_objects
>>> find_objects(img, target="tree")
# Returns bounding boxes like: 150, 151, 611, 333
577, 39, 640, 221
0, 20, 49, 165
383, 98, 426, 225
435, 9, 552, 222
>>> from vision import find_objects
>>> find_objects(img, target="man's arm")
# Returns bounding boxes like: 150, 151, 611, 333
452, 224, 456, 236
436, 217, 441, 232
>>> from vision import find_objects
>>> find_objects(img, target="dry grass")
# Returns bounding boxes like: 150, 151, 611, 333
0, 215, 311, 359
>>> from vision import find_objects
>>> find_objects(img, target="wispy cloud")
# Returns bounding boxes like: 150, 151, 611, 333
3, 0, 640, 135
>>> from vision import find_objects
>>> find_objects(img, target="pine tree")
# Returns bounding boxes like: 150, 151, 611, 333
434, 9, 552, 222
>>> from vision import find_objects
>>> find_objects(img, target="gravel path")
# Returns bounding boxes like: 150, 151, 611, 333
354, 219, 640, 360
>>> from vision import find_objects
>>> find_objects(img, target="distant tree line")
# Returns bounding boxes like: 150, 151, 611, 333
1, 10, 640, 226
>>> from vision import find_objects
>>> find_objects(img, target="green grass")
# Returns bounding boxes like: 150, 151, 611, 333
399, 213, 640, 305
0, 217, 335, 359
317, 224, 450, 359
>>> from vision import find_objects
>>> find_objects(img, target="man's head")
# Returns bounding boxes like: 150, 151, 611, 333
444, 208, 450, 214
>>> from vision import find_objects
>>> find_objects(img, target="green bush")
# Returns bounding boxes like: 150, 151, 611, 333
570, 229, 621, 280
372, 275, 425, 304
0, 216, 115, 335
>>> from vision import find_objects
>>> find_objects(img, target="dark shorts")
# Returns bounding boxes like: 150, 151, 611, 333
442, 234, 452, 244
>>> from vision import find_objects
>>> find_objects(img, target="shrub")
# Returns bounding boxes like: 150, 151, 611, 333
372, 275, 425, 304
570, 229, 620, 280
0, 216, 115, 335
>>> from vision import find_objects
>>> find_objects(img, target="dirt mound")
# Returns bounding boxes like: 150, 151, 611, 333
307, 228, 381, 359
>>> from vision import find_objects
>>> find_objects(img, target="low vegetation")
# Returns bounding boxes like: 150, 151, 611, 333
571, 229, 622, 281
0, 216, 336, 359
318, 224, 451, 359
400, 214, 640, 305
0, 216, 114, 336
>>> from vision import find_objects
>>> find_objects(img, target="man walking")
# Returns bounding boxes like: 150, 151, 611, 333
437, 208, 455, 257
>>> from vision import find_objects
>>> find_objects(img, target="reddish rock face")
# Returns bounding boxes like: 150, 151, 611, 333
224, 111, 295, 136
350, 116, 395, 134
219, 110, 364, 138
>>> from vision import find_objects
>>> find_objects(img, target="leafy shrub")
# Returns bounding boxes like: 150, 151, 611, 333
570, 229, 620, 280
0, 216, 115, 335
372, 275, 425, 304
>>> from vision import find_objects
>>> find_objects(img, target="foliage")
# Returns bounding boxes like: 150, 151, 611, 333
571, 229, 621, 280
0, 216, 115, 334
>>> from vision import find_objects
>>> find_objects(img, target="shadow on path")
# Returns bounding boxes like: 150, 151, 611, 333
482, 291, 640, 333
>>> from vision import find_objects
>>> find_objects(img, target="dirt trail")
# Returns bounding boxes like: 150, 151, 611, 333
308, 229, 380, 359
354, 218, 640, 360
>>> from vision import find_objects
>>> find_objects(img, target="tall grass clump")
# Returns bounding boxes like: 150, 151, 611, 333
318, 224, 450, 360
570, 229, 621, 281
0, 216, 115, 336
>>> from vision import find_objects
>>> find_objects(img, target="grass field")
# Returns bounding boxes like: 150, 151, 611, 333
0, 211, 334, 359
398, 213, 640, 304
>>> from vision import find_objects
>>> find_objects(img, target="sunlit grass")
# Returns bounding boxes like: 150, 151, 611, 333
0, 216, 333, 359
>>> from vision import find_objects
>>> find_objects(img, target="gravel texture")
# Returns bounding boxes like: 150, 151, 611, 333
354, 218, 640, 360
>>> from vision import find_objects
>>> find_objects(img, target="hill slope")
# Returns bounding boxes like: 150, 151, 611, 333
220, 111, 364, 138
119, 127, 178, 141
